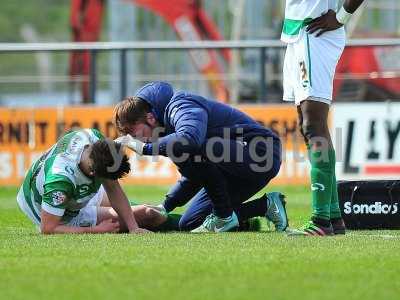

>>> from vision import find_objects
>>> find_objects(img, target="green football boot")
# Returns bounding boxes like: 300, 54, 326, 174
286, 220, 334, 237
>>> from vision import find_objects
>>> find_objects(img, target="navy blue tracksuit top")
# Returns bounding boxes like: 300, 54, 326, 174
134, 81, 282, 219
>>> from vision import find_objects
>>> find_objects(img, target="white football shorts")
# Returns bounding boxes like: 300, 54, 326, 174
17, 185, 105, 231
283, 27, 345, 106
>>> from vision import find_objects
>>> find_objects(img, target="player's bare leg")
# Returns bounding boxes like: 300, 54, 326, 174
299, 100, 332, 148
96, 205, 167, 232
97, 191, 182, 232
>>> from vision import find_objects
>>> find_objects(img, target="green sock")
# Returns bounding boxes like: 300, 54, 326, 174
309, 147, 335, 220
330, 166, 342, 219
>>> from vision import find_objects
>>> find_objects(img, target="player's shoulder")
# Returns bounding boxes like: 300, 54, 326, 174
169, 91, 210, 109
43, 128, 104, 185
166, 94, 210, 124
87, 128, 104, 140
44, 154, 78, 188
58, 129, 104, 154
69, 128, 104, 144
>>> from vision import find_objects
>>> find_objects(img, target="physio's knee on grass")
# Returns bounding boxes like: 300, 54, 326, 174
178, 214, 203, 231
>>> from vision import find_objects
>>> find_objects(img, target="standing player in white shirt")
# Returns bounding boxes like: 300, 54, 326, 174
281, 0, 365, 236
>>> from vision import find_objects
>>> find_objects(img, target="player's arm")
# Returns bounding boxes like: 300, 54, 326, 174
342, 0, 365, 14
306, 0, 365, 36
102, 179, 150, 233
40, 209, 119, 234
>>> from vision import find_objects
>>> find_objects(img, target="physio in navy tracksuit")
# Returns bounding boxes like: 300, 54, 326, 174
114, 82, 287, 232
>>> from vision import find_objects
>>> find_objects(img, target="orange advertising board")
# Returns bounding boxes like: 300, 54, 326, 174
0, 105, 308, 186
239, 105, 309, 185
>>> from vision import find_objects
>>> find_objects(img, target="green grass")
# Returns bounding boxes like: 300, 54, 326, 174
1, 185, 400, 300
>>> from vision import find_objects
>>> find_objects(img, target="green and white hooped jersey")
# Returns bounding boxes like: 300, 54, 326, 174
21, 129, 104, 224
281, 0, 340, 43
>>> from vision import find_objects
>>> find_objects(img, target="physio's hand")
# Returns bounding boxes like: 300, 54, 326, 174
115, 134, 145, 155
306, 9, 343, 37
94, 219, 120, 233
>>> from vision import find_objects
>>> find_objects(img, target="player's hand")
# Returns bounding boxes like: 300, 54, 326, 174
143, 204, 168, 217
115, 134, 145, 155
306, 9, 343, 37
95, 219, 120, 233
130, 227, 153, 234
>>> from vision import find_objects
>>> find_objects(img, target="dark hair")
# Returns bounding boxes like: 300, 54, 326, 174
90, 139, 130, 180
113, 96, 151, 135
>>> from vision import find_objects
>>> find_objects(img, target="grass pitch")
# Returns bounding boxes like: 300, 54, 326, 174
1, 185, 400, 300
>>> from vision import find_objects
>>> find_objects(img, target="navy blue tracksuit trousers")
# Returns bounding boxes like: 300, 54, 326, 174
163, 136, 281, 231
